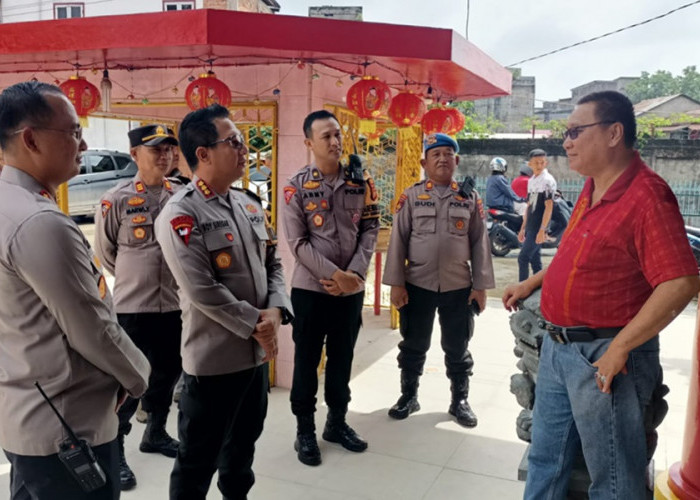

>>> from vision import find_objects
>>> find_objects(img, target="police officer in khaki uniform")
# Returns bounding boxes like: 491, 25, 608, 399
383, 133, 495, 427
0, 81, 150, 499
94, 124, 182, 491
155, 104, 292, 500
283, 110, 380, 467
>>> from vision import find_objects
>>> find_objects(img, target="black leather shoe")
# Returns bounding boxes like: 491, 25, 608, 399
388, 394, 420, 420
294, 433, 322, 466
119, 449, 137, 491
449, 399, 478, 428
322, 421, 368, 452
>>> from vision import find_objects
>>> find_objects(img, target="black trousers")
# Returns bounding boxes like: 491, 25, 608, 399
398, 283, 474, 380
169, 365, 268, 500
290, 288, 364, 416
4, 439, 120, 500
117, 311, 182, 435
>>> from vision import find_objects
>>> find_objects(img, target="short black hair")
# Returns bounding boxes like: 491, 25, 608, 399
577, 91, 636, 148
303, 109, 338, 139
178, 104, 230, 171
0, 81, 64, 149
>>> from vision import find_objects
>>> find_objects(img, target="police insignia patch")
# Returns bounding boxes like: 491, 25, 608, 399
131, 215, 147, 224
133, 227, 146, 239
320, 200, 329, 210
395, 193, 408, 213
450, 181, 459, 191
135, 181, 145, 193
312, 213, 324, 227
101, 200, 112, 217
39, 190, 52, 200
476, 198, 485, 219
454, 195, 466, 202
366, 177, 379, 203
305, 201, 318, 211
225, 233, 234, 242
196, 179, 214, 199
455, 220, 465, 230
425, 180, 434, 191
164, 179, 172, 191
127, 196, 145, 206
246, 204, 258, 213
303, 180, 321, 190
284, 186, 297, 204
417, 194, 431, 200
170, 215, 194, 245
215, 251, 232, 269
93, 255, 102, 270
352, 213, 361, 225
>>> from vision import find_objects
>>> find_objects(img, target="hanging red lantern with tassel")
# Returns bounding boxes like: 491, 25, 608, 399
185, 71, 232, 110
421, 105, 465, 136
59, 75, 100, 126
388, 90, 426, 140
345, 76, 392, 134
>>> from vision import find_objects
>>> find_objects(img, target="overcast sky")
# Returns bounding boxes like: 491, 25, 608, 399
279, 0, 700, 104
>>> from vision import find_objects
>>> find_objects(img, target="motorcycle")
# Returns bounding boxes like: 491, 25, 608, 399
487, 192, 573, 257
685, 226, 700, 267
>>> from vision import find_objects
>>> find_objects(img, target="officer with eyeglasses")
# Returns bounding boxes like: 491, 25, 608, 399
155, 104, 292, 500
93, 124, 183, 491
0, 81, 150, 499
503, 91, 700, 499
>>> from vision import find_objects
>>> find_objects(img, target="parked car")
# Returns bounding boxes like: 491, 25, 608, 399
68, 149, 137, 217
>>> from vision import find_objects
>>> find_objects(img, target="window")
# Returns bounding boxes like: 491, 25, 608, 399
164, 1, 195, 11
54, 3, 84, 19
86, 155, 116, 174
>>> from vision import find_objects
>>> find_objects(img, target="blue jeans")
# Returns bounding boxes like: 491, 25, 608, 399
524, 334, 660, 500
518, 230, 542, 281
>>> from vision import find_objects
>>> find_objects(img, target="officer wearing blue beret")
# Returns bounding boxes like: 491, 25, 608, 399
383, 133, 495, 427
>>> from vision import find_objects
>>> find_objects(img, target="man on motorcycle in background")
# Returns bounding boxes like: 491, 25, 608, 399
485, 157, 522, 213
511, 163, 532, 216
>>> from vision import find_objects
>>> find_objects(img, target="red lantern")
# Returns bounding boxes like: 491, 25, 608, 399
421, 105, 465, 136
346, 76, 392, 134
185, 71, 232, 110
59, 76, 100, 124
388, 91, 426, 127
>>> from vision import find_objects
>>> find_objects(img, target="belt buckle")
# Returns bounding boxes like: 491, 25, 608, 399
552, 331, 567, 344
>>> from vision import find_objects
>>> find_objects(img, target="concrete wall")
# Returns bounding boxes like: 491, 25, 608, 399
458, 138, 700, 183
473, 75, 535, 133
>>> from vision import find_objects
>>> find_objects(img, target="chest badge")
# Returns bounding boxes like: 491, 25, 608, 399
246, 204, 258, 213
417, 194, 431, 200
305, 201, 318, 211
455, 220, 465, 230
215, 251, 232, 269
133, 227, 147, 239
303, 180, 321, 190
225, 233, 234, 241
97, 275, 107, 300
131, 215, 147, 224
312, 213, 324, 227
127, 196, 145, 206
320, 199, 329, 210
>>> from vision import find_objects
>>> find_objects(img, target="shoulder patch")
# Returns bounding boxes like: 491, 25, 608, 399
284, 186, 297, 204
170, 215, 194, 245
395, 193, 408, 213
101, 200, 112, 217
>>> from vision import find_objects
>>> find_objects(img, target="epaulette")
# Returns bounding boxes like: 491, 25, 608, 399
166, 176, 184, 186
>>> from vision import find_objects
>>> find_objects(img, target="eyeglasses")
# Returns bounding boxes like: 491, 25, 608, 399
562, 121, 615, 141
12, 126, 83, 141
208, 134, 245, 150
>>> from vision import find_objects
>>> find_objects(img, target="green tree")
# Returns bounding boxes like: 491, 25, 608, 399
625, 66, 700, 103
449, 100, 504, 138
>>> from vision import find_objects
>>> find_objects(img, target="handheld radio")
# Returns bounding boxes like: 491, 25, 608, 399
34, 382, 107, 493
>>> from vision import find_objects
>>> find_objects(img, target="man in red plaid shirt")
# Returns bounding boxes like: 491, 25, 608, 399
503, 90, 700, 499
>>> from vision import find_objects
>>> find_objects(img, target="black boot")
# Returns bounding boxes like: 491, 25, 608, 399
448, 377, 478, 428
388, 371, 420, 420
118, 433, 137, 491
139, 412, 179, 458
294, 414, 321, 466
322, 407, 368, 452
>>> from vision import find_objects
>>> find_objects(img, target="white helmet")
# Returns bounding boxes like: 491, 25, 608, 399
489, 157, 507, 173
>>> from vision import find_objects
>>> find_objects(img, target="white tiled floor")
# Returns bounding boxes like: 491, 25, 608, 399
0, 299, 696, 499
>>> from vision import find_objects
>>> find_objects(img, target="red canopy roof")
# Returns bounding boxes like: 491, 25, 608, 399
0, 9, 510, 101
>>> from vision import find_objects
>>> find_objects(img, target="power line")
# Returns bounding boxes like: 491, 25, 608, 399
465, 0, 470, 40
508, 0, 700, 67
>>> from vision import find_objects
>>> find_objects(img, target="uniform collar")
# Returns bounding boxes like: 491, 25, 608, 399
0, 165, 55, 201
132, 172, 172, 193
424, 179, 459, 197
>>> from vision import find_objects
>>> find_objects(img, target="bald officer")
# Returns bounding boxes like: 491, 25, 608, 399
383, 133, 495, 427
0, 81, 150, 499
283, 109, 380, 466
155, 104, 292, 500
94, 124, 182, 490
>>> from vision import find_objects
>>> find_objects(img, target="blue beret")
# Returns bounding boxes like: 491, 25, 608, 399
423, 133, 459, 154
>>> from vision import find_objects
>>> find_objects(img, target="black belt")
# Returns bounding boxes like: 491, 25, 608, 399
538, 321, 622, 344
